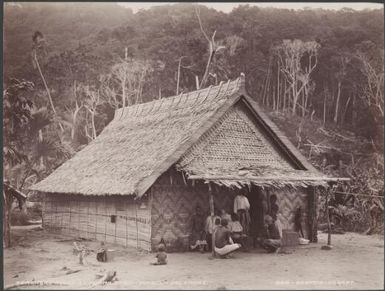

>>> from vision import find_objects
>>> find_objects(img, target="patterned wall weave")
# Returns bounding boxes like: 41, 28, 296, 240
271, 187, 309, 238
178, 102, 294, 177
151, 171, 234, 252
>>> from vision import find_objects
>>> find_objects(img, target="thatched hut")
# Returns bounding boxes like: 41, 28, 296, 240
31, 75, 341, 251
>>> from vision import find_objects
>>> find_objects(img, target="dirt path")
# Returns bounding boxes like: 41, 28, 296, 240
3, 226, 384, 290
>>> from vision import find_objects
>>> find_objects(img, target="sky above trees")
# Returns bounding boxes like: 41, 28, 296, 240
118, 2, 383, 13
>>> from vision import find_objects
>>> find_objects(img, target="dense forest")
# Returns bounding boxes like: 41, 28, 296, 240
3, 3, 384, 232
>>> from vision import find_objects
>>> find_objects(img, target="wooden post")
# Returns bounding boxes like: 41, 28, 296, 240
69, 197, 72, 234
104, 198, 107, 242
78, 199, 81, 237
114, 198, 117, 244
208, 183, 215, 257
42, 193, 46, 229
308, 186, 318, 243
95, 197, 98, 239
325, 188, 332, 246
135, 200, 139, 249
87, 200, 90, 239
125, 198, 128, 247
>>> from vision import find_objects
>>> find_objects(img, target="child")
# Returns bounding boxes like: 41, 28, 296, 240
96, 242, 107, 262
152, 243, 167, 265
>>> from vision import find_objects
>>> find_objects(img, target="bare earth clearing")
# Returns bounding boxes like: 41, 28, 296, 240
3, 226, 384, 290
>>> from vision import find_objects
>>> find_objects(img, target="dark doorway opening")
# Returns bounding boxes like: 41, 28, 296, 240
248, 186, 268, 247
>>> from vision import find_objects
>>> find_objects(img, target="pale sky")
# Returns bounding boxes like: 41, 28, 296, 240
118, 2, 383, 13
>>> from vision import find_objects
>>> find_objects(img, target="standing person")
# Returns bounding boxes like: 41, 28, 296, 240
205, 211, 221, 251
190, 205, 207, 252
269, 194, 279, 221
233, 193, 251, 235
294, 207, 304, 238
214, 219, 241, 258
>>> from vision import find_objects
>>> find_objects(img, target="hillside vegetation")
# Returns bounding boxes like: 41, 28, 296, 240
3, 3, 384, 232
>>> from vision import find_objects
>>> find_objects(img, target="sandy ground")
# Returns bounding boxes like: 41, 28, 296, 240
3, 225, 384, 290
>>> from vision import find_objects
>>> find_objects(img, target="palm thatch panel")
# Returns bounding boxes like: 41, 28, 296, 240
30, 78, 244, 196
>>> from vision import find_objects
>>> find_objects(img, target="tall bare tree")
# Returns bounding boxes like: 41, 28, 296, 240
275, 39, 320, 116
195, 6, 225, 89
31, 31, 64, 132
356, 50, 384, 119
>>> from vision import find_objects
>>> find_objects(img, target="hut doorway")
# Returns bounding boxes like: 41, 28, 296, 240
248, 186, 267, 247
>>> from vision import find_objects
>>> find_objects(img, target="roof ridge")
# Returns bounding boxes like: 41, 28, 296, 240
113, 75, 244, 121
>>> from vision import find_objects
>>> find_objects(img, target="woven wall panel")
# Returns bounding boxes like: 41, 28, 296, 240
151, 171, 235, 252
270, 187, 309, 238
42, 194, 151, 251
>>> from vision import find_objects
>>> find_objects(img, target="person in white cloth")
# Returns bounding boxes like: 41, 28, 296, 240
233, 193, 251, 235
214, 219, 241, 258
205, 211, 221, 252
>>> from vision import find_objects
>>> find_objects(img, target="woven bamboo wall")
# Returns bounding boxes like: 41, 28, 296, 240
43, 193, 151, 251
269, 187, 309, 238
150, 170, 235, 252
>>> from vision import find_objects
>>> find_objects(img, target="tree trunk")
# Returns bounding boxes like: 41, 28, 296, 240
352, 93, 357, 127
292, 81, 297, 115
122, 77, 126, 108
34, 52, 64, 132
91, 112, 96, 139
334, 81, 341, 124
341, 95, 351, 126
195, 75, 200, 90
283, 79, 287, 111
200, 49, 215, 89
3, 190, 13, 248
276, 61, 280, 112
176, 58, 181, 95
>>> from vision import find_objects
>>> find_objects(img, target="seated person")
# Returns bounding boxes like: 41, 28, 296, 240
96, 242, 107, 262
262, 215, 282, 253
152, 243, 167, 265
190, 205, 208, 252
220, 209, 232, 223
228, 213, 247, 248
214, 219, 241, 258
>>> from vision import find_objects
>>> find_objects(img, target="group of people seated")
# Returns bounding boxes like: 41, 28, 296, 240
190, 206, 246, 255
190, 193, 285, 257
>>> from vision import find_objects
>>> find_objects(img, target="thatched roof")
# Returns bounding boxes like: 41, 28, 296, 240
31, 75, 340, 197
